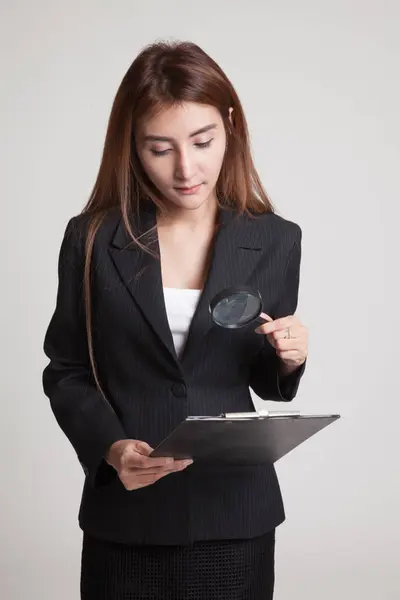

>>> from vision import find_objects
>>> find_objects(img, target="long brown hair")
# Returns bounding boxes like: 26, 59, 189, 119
80, 40, 274, 397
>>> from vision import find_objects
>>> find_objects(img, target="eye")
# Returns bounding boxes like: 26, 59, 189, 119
149, 138, 214, 157
195, 138, 213, 149
150, 148, 171, 156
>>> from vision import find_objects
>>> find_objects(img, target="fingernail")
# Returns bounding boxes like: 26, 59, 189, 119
262, 313, 273, 322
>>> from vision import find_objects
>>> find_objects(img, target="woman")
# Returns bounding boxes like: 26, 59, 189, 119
43, 40, 308, 599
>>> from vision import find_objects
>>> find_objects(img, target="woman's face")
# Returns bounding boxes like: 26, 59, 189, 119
135, 102, 227, 213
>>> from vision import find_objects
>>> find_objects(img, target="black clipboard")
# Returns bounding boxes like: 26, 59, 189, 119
150, 411, 340, 464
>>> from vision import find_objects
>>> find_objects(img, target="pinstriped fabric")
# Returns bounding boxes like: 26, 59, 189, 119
43, 202, 305, 547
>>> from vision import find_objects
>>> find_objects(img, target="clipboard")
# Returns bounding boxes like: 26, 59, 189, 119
150, 411, 340, 464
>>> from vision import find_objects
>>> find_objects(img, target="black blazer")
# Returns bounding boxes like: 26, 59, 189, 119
42, 202, 306, 546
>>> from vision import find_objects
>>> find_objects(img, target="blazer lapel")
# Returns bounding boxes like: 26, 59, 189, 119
108, 205, 179, 367
179, 208, 264, 371
108, 203, 265, 374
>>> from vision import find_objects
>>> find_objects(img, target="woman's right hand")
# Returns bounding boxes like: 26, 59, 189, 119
105, 439, 193, 491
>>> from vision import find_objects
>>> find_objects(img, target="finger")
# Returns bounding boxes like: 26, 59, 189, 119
142, 462, 191, 485
275, 337, 306, 351
123, 461, 193, 490
173, 459, 193, 470
151, 459, 193, 475
123, 467, 174, 487
126, 454, 175, 470
267, 315, 297, 332
272, 324, 303, 341
129, 473, 161, 484
128, 466, 175, 478
256, 315, 297, 335
135, 441, 154, 455
276, 350, 303, 361
128, 478, 159, 489
121, 474, 158, 490
259, 312, 273, 322
133, 483, 153, 489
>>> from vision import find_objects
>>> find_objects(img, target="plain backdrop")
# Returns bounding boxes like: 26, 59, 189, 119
1, 1, 399, 598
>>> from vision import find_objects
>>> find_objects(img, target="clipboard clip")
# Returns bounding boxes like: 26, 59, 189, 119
219, 410, 301, 419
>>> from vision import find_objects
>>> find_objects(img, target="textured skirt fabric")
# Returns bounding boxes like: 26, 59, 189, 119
80, 529, 275, 599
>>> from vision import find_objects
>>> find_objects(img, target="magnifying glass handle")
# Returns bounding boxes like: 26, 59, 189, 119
253, 314, 270, 326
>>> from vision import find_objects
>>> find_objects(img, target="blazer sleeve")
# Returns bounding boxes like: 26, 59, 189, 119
249, 223, 306, 402
42, 216, 128, 486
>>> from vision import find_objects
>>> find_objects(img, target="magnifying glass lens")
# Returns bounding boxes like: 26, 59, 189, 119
211, 289, 263, 328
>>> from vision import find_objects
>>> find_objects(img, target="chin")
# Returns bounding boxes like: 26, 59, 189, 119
165, 190, 210, 210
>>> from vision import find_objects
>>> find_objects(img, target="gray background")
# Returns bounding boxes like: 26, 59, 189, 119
1, 1, 399, 598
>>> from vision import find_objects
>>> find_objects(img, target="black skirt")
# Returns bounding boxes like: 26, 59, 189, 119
80, 529, 276, 600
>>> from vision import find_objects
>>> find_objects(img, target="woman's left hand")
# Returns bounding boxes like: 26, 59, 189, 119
255, 313, 308, 374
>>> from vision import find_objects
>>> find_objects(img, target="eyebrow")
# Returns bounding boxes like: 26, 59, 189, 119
143, 123, 217, 143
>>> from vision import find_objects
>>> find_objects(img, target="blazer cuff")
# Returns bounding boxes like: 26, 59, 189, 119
77, 426, 128, 488
277, 359, 307, 401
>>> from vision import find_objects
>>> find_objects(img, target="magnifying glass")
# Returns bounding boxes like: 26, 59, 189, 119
209, 286, 270, 329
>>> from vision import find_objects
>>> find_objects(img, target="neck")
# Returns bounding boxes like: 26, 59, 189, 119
156, 196, 219, 233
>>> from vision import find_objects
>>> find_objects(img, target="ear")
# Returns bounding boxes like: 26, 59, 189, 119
228, 106, 234, 124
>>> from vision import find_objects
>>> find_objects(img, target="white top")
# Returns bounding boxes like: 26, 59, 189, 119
163, 287, 202, 358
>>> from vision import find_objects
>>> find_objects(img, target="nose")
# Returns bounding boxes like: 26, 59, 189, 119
174, 149, 196, 182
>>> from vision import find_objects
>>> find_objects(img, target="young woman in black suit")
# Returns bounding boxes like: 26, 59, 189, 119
43, 39, 308, 599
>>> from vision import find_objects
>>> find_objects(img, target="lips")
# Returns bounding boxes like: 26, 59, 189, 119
174, 183, 202, 192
